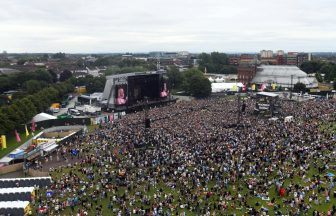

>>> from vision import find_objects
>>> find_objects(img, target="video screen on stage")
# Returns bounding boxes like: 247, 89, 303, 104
115, 84, 127, 106
160, 78, 169, 98
127, 74, 160, 105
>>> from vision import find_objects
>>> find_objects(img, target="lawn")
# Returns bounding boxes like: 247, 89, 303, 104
0, 131, 40, 159
36, 153, 336, 216
320, 122, 336, 137
33, 120, 336, 215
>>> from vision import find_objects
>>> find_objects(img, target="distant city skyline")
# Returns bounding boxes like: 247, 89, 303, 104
1, 0, 336, 53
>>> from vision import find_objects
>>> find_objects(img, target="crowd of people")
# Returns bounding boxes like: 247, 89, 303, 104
33, 96, 336, 215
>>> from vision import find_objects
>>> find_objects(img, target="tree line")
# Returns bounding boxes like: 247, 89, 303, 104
198, 52, 237, 74
0, 81, 74, 135
0, 69, 57, 94
300, 61, 336, 83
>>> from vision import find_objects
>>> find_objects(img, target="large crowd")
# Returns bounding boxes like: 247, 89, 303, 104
33, 96, 336, 215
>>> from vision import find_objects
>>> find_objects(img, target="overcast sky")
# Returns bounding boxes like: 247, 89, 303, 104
1, 0, 336, 53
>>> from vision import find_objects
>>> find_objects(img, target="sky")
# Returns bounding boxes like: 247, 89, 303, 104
0, 0, 336, 53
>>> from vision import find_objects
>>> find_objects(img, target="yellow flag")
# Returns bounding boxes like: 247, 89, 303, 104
272, 83, 276, 90
25, 125, 29, 137
252, 84, 256, 91
1, 135, 6, 149
232, 84, 237, 92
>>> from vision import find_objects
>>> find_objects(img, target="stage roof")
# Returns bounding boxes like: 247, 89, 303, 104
252, 65, 318, 88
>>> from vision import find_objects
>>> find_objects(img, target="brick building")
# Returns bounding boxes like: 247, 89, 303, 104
238, 65, 256, 84
276, 55, 286, 65
229, 57, 240, 65
287, 52, 298, 65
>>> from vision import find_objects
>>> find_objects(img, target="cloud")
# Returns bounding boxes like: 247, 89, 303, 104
0, 0, 335, 52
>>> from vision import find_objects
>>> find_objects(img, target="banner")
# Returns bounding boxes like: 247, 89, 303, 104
25, 125, 29, 137
231, 84, 238, 92
272, 83, 276, 90
0, 135, 6, 149
15, 130, 21, 143
31, 120, 36, 132
251, 84, 256, 91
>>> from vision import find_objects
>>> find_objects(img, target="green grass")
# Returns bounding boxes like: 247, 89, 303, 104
32, 119, 336, 215
37, 157, 336, 215
87, 124, 98, 133
320, 122, 336, 136
0, 131, 40, 159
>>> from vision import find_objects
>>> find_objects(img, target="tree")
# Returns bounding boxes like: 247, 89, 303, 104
59, 70, 73, 82
182, 68, 211, 97
48, 69, 58, 83
24, 80, 43, 94
167, 66, 183, 89
17, 59, 26, 65
27, 95, 44, 113
300, 61, 323, 74
198, 52, 235, 74
333, 79, 336, 90
34, 69, 53, 83
319, 63, 336, 82
315, 73, 323, 83
189, 75, 212, 98
0, 111, 15, 134
20, 98, 37, 120
52, 52, 66, 59
293, 82, 306, 93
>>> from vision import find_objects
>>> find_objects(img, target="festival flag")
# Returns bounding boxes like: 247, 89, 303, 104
259, 84, 266, 91
25, 125, 29, 137
1, 135, 6, 149
272, 83, 276, 90
15, 130, 21, 143
251, 84, 256, 91
204, 67, 207, 74
109, 115, 114, 123
231, 84, 238, 92
242, 84, 247, 92
31, 120, 36, 132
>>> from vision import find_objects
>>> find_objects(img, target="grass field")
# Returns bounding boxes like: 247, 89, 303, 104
33, 121, 336, 215
35, 152, 336, 215
0, 131, 40, 159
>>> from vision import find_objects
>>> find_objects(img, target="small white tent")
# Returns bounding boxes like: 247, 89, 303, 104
32, 113, 56, 123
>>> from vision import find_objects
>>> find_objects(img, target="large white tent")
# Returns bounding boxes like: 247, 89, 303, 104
252, 65, 318, 88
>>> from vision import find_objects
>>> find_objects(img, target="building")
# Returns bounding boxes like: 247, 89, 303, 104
238, 65, 257, 84
277, 50, 285, 56
260, 50, 267, 58
260, 58, 277, 65
229, 56, 240, 65
240, 54, 257, 65
287, 52, 298, 65
297, 53, 309, 66
121, 54, 133, 60
251, 65, 318, 88
260, 50, 273, 58
308, 53, 312, 61
276, 55, 286, 65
